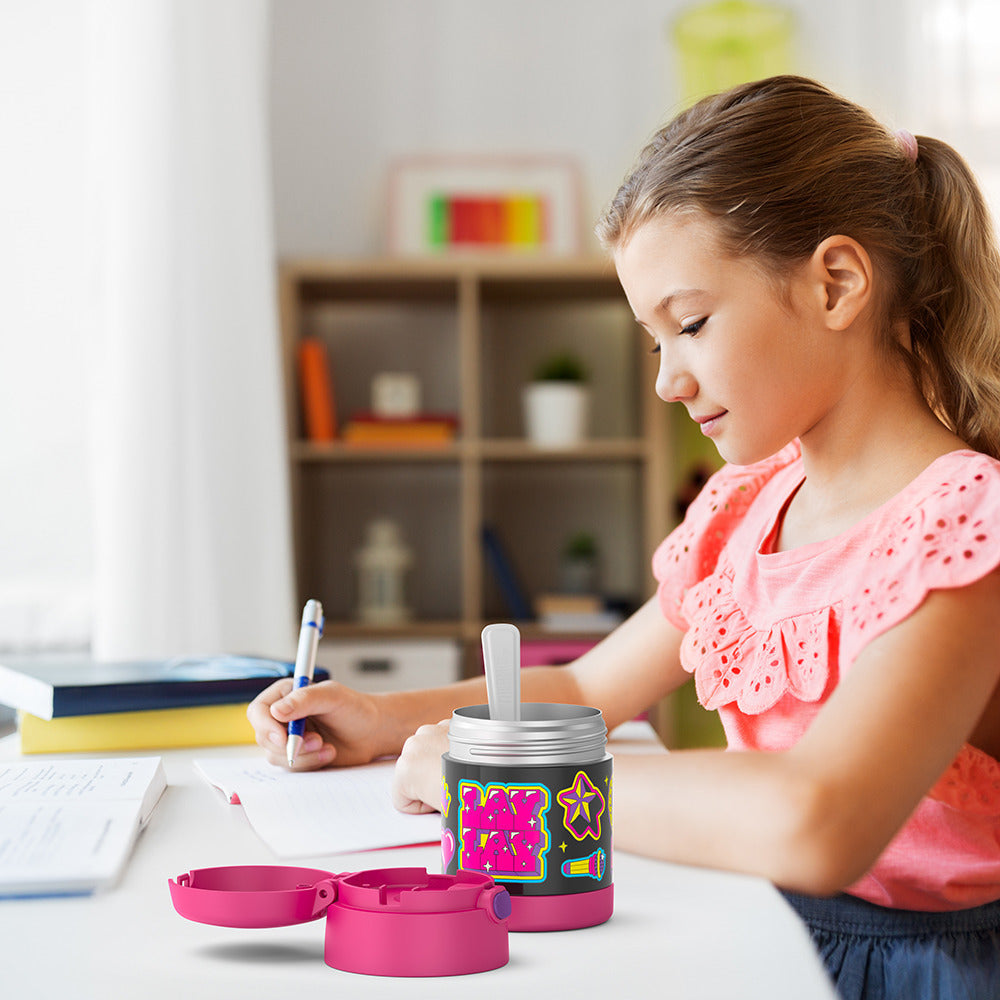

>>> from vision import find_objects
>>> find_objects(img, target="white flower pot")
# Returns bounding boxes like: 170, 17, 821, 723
522, 382, 590, 446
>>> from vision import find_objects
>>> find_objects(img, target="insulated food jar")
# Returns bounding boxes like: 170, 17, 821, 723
442, 702, 612, 932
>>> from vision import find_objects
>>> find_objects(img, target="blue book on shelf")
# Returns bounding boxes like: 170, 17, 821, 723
481, 525, 532, 620
0, 654, 330, 720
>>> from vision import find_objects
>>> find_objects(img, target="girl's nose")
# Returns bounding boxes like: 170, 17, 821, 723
655, 354, 697, 403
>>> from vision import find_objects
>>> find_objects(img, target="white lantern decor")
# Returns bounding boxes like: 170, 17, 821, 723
355, 518, 414, 624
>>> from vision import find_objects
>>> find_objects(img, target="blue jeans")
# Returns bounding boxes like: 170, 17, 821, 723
781, 891, 1000, 1000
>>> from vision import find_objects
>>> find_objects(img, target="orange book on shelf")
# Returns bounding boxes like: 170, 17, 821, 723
297, 338, 337, 441
341, 418, 456, 446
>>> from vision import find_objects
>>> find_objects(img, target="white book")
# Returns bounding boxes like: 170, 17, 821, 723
538, 609, 624, 633
0, 756, 166, 896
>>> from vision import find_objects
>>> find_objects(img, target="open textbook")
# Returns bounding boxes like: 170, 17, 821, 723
195, 757, 440, 858
0, 757, 166, 896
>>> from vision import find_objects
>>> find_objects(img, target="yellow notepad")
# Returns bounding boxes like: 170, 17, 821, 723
19, 702, 255, 754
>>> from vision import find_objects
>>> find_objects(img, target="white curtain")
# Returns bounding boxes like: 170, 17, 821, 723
0, 6, 94, 653
87, 0, 295, 659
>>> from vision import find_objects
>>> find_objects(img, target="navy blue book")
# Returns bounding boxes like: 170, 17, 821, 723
481, 525, 532, 620
0, 654, 329, 720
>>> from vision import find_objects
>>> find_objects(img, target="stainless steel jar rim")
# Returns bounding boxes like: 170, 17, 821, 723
447, 703, 607, 764
451, 702, 604, 723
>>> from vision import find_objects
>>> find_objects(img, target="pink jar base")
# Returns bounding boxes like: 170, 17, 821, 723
324, 904, 509, 977
508, 885, 613, 932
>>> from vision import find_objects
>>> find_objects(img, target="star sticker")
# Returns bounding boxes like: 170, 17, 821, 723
441, 779, 452, 818
560, 841, 567, 852
558, 773, 597, 823
556, 771, 605, 841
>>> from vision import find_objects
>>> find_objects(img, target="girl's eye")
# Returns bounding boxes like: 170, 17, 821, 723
680, 317, 707, 336
649, 342, 661, 355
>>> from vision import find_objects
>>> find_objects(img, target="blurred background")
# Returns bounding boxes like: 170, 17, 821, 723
1, 0, 997, 680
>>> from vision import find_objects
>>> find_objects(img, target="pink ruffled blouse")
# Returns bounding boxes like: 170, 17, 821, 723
653, 441, 1000, 911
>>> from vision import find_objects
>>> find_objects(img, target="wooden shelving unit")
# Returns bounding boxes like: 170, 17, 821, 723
278, 256, 676, 676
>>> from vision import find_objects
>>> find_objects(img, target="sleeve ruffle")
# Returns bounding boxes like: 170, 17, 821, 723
839, 453, 1000, 670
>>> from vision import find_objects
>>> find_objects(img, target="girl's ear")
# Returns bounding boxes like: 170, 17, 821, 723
808, 235, 873, 330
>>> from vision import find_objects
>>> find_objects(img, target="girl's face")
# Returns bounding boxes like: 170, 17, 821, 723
614, 212, 850, 467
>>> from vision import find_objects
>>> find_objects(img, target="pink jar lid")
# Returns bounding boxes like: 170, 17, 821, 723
169, 864, 510, 977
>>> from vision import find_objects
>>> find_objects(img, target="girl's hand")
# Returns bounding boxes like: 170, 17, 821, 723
247, 678, 385, 770
391, 720, 450, 814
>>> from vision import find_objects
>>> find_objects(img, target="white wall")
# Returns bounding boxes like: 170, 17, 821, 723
269, 0, 877, 257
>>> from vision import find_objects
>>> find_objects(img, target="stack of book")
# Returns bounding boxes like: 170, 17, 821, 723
0, 654, 327, 754
341, 412, 459, 447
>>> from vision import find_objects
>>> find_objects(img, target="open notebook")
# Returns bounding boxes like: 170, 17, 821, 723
194, 757, 440, 858
0, 756, 166, 896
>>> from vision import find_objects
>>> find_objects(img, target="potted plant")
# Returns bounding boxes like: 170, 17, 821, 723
559, 531, 599, 593
522, 351, 590, 446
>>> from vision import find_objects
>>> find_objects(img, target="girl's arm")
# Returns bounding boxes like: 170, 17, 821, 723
249, 594, 688, 770
559, 593, 690, 729
390, 595, 688, 811
612, 569, 1000, 895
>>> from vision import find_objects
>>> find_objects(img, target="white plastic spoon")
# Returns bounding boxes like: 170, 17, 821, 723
482, 623, 521, 722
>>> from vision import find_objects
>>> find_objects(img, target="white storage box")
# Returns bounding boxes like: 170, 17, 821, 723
320, 639, 460, 693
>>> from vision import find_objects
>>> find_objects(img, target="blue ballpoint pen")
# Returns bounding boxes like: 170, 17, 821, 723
286, 599, 324, 767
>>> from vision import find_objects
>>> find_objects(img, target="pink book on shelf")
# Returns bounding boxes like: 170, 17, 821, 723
518, 638, 598, 667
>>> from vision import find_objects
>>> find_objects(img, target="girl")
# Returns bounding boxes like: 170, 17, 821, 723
248, 77, 1000, 998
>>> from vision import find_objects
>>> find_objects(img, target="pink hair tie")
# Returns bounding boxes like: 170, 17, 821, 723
896, 129, 918, 163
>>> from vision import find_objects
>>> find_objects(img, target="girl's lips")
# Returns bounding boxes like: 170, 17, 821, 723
695, 411, 726, 436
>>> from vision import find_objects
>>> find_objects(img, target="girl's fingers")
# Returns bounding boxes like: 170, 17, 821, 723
260, 743, 336, 771
248, 679, 380, 769
261, 728, 336, 770
267, 679, 348, 722
248, 678, 293, 723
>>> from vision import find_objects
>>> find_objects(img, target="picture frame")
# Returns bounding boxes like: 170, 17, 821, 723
387, 155, 584, 255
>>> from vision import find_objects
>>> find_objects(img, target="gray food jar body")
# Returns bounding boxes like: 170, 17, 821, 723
442, 703, 612, 932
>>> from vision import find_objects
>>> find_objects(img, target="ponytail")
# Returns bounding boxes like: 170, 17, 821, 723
905, 138, 1000, 458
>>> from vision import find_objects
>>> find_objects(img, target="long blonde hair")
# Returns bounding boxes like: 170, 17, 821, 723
596, 76, 1000, 458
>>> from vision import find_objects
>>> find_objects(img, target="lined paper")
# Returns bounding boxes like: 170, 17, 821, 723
194, 757, 440, 858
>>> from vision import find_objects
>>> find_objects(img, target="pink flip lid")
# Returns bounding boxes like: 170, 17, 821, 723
169, 865, 336, 927
169, 864, 510, 977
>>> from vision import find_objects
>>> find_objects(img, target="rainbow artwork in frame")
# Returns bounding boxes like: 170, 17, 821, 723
387, 156, 583, 255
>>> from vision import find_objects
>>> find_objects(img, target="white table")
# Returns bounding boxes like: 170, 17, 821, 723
0, 729, 835, 999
